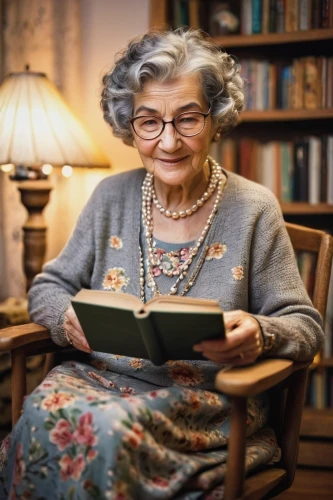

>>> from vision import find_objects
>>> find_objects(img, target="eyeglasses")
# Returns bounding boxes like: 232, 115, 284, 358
130, 105, 211, 140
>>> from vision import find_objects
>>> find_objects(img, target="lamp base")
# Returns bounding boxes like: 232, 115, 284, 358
17, 181, 53, 291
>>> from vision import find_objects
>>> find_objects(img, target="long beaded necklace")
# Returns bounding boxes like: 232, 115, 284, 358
139, 157, 226, 302
152, 159, 220, 219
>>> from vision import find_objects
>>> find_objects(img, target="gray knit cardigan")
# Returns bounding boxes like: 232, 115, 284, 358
28, 168, 324, 361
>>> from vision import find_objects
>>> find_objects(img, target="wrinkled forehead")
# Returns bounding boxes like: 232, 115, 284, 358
133, 74, 207, 116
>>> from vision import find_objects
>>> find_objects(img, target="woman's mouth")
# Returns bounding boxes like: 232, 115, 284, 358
157, 157, 187, 166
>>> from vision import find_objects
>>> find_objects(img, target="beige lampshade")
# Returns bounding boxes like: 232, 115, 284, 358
0, 71, 109, 168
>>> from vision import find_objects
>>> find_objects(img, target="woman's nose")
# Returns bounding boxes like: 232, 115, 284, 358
158, 123, 181, 152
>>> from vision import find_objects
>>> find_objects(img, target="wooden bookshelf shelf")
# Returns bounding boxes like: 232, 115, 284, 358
281, 204, 333, 215
240, 109, 333, 122
214, 29, 333, 48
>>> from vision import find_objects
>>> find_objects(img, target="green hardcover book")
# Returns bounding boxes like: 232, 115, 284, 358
71, 289, 225, 366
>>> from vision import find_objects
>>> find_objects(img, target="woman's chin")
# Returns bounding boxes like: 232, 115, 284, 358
153, 159, 195, 186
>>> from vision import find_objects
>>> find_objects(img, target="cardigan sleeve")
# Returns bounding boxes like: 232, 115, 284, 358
28, 188, 97, 347
249, 195, 325, 361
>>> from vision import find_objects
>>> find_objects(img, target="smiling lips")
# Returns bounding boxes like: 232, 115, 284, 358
157, 157, 187, 164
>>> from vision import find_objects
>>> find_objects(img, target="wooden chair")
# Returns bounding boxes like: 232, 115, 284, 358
0, 222, 332, 500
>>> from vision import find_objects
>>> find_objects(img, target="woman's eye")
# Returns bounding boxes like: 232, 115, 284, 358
178, 115, 199, 124
139, 118, 160, 129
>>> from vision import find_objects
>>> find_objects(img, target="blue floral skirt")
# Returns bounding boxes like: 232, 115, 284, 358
0, 356, 279, 499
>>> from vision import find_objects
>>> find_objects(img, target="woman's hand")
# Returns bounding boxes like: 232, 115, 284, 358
63, 305, 92, 353
193, 310, 264, 365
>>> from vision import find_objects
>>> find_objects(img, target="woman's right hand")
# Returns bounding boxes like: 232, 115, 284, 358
63, 305, 92, 353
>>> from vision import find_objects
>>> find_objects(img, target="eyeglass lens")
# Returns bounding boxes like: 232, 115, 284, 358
133, 112, 206, 139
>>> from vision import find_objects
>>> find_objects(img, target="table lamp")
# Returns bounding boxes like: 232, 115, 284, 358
0, 68, 109, 290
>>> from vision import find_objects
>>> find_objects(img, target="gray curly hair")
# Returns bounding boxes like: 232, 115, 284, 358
101, 28, 244, 145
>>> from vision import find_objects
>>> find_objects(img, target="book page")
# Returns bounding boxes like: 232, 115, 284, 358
73, 289, 142, 311
146, 295, 222, 314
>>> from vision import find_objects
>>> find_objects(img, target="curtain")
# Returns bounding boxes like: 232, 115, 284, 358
0, 0, 90, 430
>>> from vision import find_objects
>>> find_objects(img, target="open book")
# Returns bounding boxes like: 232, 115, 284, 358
71, 289, 225, 365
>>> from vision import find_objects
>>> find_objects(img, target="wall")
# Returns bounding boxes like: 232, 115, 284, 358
44, 0, 149, 261
79, 0, 149, 173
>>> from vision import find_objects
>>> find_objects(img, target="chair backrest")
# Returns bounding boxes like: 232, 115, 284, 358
285, 222, 333, 323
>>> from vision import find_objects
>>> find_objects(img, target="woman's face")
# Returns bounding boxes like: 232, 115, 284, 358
132, 74, 216, 187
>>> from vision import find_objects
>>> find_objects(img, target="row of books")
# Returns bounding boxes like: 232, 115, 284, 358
240, 57, 333, 111
212, 136, 333, 204
240, 0, 333, 35
168, 1, 333, 35
306, 366, 333, 408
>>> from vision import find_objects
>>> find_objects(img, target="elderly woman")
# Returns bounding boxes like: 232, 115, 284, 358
0, 29, 323, 499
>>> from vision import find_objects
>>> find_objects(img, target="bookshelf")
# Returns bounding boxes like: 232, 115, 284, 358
150, 0, 333, 468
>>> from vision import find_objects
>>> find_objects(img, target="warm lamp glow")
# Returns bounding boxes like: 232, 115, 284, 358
0, 163, 14, 172
41, 164, 53, 175
0, 69, 110, 291
0, 71, 109, 168
62, 165, 73, 177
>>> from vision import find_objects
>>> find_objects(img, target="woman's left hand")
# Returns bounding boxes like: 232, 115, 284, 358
193, 310, 264, 365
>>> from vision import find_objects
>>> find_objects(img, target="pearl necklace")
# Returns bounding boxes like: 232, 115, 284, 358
140, 157, 226, 300
152, 160, 221, 219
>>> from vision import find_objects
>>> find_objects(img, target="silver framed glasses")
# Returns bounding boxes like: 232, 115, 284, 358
130, 105, 211, 140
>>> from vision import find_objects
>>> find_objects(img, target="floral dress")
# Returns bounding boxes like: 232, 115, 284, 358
0, 240, 279, 500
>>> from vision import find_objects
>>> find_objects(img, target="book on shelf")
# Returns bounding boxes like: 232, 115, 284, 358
285, 0, 299, 32
71, 289, 225, 366
215, 136, 333, 205
169, 0, 333, 34
299, 0, 310, 30
240, 56, 332, 111
237, 0, 333, 34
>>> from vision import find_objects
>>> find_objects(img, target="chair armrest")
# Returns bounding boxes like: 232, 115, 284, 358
215, 359, 295, 397
0, 322, 51, 351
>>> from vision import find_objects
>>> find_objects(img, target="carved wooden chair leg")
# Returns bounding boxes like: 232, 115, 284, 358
11, 347, 27, 427
225, 396, 247, 500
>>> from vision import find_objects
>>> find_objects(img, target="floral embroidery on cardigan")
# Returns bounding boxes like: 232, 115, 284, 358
109, 235, 123, 250
102, 267, 129, 291
152, 246, 191, 277
205, 242, 227, 261
232, 265, 244, 281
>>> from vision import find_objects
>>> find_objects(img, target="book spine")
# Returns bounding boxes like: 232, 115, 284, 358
327, 135, 333, 203
242, 0, 253, 35
312, 0, 321, 28
269, 0, 277, 31
285, 0, 299, 31
299, 0, 310, 30
252, 0, 262, 33
262, 0, 270, 32
134, 310, 165, 365
293, 140, 309, 201
179, 0, 189, 25
321, 57, 328, 108
304, 56, 319, 109
281, 142, 293, 202
321, 0, 330, 28
320, 135, 328, 203
308, 136, 321, 205
188, 0, 199, 27
276, 0, 286, 32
